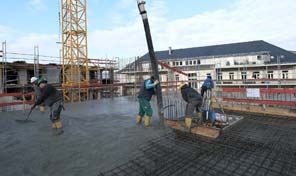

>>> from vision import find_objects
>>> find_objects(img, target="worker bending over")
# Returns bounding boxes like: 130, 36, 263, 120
179, 83, 203, 129
201, 75, 214, 97
32, 78, 64, 135
30, 77, 46, 112
136, 76, 159, 127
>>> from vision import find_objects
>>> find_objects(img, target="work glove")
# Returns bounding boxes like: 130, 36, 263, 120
153, 80, 160, 86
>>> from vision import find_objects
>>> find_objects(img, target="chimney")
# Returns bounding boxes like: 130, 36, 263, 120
168, 46, 172, 55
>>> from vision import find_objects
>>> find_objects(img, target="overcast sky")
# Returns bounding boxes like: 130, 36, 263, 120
0, 0, 295, 62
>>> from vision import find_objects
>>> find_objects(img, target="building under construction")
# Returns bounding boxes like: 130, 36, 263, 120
0, 0, 296, 176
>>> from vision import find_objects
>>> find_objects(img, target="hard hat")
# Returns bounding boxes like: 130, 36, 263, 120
178, 83, 185, 89
37, 78, 47, 86
30, 77, 38, 84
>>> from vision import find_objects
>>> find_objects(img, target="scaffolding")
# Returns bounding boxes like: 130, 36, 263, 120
1, 41, 7, 93
61, 0, 89, 102
33, 45, 39, 78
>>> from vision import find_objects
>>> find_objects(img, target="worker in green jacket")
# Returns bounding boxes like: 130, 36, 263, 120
136, 76, 159, 127
32, 78, 64, 135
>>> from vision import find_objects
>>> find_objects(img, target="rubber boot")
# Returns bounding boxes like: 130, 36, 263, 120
185, 118, 192, 129
197, 112, 202, 119
136, 115, 142, 124
39, 106, 45, 112
52, 120, 64, 136
144, 116, 151, 127
197, 112, 202, 125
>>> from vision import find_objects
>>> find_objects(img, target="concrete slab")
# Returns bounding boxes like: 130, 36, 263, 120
2, 97, 296, 176
102, 115, 296, 176
0, 97, 169, 176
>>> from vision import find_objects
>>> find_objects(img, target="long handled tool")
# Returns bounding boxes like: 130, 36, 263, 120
212, 95, 228, 123
15, 104, 36, 123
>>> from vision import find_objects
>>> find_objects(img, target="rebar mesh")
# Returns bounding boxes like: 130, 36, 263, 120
99, 115, 296, 176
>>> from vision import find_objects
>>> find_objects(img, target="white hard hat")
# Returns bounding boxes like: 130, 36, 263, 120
30, 77, 38, 83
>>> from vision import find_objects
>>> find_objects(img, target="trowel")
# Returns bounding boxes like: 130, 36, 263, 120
15, 104, 36, 123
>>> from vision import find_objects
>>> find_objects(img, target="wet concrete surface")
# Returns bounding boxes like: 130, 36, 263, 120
2, 96, 296, 176
0, 97, 169, 176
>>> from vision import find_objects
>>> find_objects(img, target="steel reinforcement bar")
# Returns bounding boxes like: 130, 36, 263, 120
99, 115, 296, 176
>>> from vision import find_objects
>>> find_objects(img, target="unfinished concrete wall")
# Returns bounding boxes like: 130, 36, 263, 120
0, 68, 2, 93
0, 96, 28, 112
45, 67, 61, 84
18, 69, 28, 85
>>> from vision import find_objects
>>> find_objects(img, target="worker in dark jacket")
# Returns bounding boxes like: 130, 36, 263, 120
137, 76, 159, 127
201, 75, 214, 97
30, 77, 46, 112
32, 78, 64, 135
179, 83, 203, 129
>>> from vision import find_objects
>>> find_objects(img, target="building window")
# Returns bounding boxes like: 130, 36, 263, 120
257, 55, 262, 60
193, 60, 197, 65
176, 62, 179, 66
267, 71, 273, 79
188, 73, 197, 89
188, 73, 197, 80
252, 72, 260, 79
172, 62, 175, 66
241, 72, 247, 80
189, 61, 192, 65
226, 61, 230, 66
180, 61, 183, 66
186, 61, 188, 65
175, 74, 179, 81
229, 72, 234, 80
197, 60, 200, 64
206, 73, 211, 77
282, 71, 288, 79
217, 72, 222, 80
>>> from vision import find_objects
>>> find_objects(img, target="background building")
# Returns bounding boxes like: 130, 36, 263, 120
119, 40, 296, 94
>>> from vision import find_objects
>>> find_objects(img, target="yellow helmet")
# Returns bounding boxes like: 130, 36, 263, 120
178, 83, 185, 89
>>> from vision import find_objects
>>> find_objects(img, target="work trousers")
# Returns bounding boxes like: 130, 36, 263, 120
185, 99, 202, 118
50, 100, 64, 122
138, 97, 153, 117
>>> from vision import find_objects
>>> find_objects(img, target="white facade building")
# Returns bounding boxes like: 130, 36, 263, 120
119, 41, 296, 91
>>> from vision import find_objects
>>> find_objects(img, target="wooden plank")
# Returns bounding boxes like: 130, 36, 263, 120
191, 126, 220, 138
223, 98, 296, 106
165, 120, 220, 138
212, 103, 296, 118
164, 119, 178, 126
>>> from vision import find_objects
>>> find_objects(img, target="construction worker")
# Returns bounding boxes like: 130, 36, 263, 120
136, 76, 159, 127
30, 77, 46, 112
32, 78, 64, 135
200, 76, 214, 126
179, 83, 203, 129
201, 75, 214, 97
